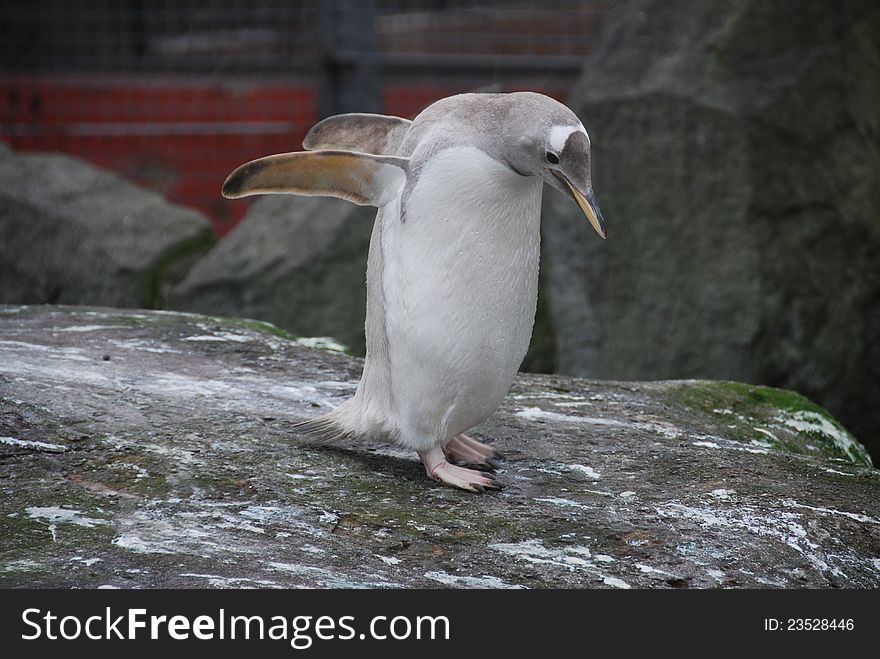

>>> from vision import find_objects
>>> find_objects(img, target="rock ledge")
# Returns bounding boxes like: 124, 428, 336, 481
1, 305, 877, 588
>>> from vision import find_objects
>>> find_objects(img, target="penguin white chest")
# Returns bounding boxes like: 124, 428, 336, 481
382, 146, 543, 442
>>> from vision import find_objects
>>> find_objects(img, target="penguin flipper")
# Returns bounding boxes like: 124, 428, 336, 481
302, 113, 412, 156
221, 150, 408, 207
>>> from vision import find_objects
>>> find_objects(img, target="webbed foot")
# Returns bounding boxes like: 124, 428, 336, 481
420, 445, 502, 493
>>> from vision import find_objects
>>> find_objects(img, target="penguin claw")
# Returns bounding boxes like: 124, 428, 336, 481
456, 459, 497, 473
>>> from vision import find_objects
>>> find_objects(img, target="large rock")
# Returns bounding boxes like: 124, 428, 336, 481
1, 305, 877, 589
167, 195, 375, 355
0, 144, 215, 308
542, 1, 880, 460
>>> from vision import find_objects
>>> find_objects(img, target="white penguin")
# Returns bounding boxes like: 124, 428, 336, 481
223, 92, 606, 493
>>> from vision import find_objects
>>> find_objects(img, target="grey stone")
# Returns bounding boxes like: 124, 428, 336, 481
1, 305, 877, 589
0, 146, 215, 309
167, 195, 375, 356
542, 0, 880, 460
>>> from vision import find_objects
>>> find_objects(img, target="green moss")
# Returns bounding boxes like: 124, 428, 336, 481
0, 305, 36, 318
661, 380, 872, 466
299, 462, 521, 544
222, 316, 301, 341
0, 494, 119, 575
0, 513, 56, 559
0, 557, 55, 588
669, 380, 827, 418
79, 305, 352, 354
213, 314, 351, 353
148, 225, 217, 308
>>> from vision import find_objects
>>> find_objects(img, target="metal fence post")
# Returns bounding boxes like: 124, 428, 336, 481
317, 0, 381, 118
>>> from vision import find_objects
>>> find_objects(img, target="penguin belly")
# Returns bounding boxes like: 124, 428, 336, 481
381, 146, 543, 450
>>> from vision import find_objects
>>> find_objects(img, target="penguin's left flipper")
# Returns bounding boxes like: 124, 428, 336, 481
221, 150, 408, 208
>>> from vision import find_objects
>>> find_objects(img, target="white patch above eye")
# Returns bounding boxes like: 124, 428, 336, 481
548, 124, 589, 153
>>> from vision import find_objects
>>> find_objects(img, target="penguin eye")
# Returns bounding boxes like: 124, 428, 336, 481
546, 152, 560, 165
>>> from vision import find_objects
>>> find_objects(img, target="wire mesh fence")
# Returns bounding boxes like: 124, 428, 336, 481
1, 1, 609, 235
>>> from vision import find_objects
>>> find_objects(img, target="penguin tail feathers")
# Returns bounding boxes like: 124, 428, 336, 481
293, 398, 396, 448
292, 413, 353, 447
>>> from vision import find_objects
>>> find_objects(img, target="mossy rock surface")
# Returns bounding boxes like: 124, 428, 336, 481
657, 381, 872, 467
1, 306, 878, 589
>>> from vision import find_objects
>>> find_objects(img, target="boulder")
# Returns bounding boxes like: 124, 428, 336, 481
0, 144, 215, 308
1, 305, 877, 589
167, 195, 375, 355
541, 0, 880, 460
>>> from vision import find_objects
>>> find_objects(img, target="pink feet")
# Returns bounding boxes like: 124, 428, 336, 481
420, 440, 503, 493
443, 433, 502, 471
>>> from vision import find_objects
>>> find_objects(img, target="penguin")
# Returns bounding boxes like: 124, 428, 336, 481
222, 92, 606, 493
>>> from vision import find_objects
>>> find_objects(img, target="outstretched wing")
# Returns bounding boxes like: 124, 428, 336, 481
221, 150, 408, 207
302, 113, 412, 156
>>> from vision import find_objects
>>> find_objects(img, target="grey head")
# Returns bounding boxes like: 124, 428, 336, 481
406, 91, 606, 238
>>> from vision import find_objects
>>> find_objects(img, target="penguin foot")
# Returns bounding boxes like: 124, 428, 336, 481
443, 433, 503, 471
427, 462, 503, 493
420, 446, 502, 493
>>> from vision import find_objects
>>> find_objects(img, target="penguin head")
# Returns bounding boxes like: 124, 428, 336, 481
502, 94, 607, 239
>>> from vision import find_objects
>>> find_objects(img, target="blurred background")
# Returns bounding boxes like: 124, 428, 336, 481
1, 0, 603, 235
1, 1, 878, 461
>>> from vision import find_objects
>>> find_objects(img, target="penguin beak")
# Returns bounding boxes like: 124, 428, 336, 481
556, 174, 606, 239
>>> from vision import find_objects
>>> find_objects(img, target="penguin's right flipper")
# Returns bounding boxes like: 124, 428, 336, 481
303, 113, 412, 156
221, 150, 408, 207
